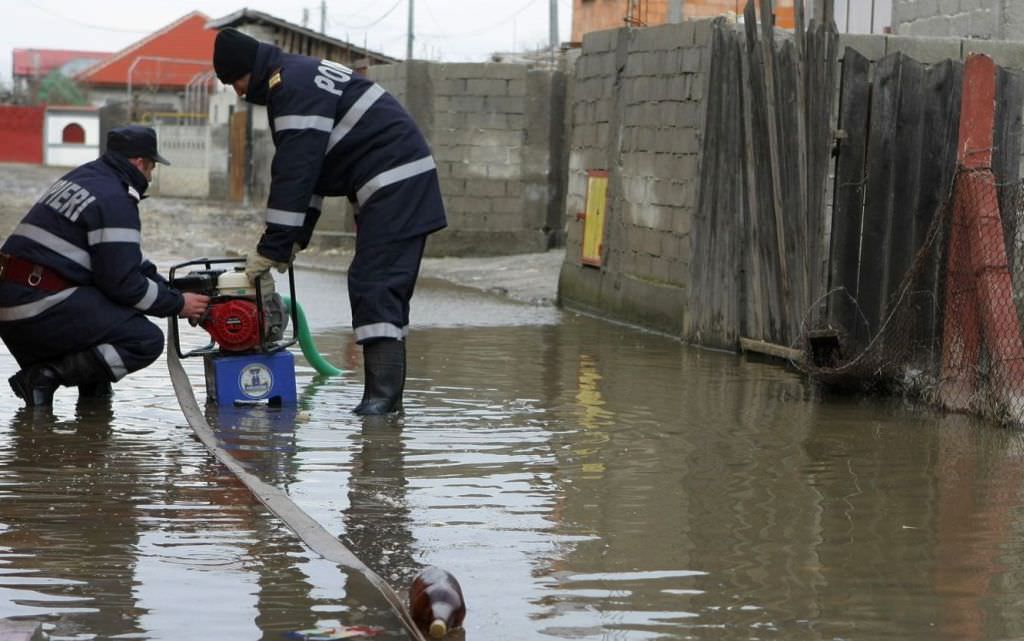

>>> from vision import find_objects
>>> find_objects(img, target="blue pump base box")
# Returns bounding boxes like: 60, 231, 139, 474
204, 350, 297, 405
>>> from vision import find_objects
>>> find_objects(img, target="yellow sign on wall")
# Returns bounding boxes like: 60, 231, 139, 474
581, 170, 608, 266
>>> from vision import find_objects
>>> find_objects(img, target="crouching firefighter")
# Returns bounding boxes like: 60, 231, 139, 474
0, 126, 210, 406
213, 28, 447, 415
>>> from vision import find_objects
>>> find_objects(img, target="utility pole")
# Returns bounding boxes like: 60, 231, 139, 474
549, 0, 558, 51
320, 0, 326, 34
302, 8, 309, 28
406, 0, 415, 60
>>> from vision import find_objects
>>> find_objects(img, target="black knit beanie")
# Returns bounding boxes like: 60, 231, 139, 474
213, 28, 259, 83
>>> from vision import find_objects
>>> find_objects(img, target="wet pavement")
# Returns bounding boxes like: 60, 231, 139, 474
4, 164, 1024, 640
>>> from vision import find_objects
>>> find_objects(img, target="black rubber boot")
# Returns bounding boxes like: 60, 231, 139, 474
353, 339, 406, 415
9, 349, 111, 407
77, 380, 113, 399
9, 364, 63, 407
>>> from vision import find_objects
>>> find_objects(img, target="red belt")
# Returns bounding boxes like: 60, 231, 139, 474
0, 253, 72, 293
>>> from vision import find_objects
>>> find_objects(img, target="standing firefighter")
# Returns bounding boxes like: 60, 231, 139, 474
0, 126, 210, 406
212, 28, 447, 416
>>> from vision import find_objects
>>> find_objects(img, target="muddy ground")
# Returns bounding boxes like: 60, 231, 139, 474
0, 163, 563, 306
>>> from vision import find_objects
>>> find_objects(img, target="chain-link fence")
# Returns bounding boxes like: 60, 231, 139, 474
801, 167, 1024, 428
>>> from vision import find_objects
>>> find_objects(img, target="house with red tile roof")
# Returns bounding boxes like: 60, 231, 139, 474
12, 49, 112, 95
75, 10, 216, 112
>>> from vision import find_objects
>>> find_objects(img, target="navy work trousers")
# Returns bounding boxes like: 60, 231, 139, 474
347, 234, 427, 344
0, 286, 164, 380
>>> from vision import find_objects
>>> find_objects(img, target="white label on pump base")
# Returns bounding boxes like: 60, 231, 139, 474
239, 363, 274, 399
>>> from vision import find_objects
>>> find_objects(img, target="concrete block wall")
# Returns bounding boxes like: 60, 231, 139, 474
558, 20, 714, 335
892, 0, 1024, 41
556, 18, 1024, 340
369, 61, 567, 256
230, 60, 565, 257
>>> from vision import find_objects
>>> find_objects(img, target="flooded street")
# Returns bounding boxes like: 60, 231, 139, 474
2, 166, 1024, 640
2, 266, 1024, 640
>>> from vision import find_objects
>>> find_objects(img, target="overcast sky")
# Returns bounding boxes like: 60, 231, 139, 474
2, 0, 575, 85
3, 0, 893, 86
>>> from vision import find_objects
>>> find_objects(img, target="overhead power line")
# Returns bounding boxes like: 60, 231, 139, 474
329, 0, 405, 31
25, 0, 153, 33
416, 0, 543, 38
332, 0, 544, 40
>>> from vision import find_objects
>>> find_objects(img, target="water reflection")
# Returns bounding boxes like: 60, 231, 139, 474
0, 402, 141, 637
342, 416, 417, 587
6, 273, 1024, 640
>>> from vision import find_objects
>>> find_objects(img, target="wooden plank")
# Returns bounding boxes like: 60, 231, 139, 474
228, 109, 248, 202
915, 60, 962, 366
994, 66, 1024, 266
806, 22, 840, 315
776, 40, 808, 339
740, 336, 805, 362
858, 52, 902, 342
705, 23, 731, 345
686, 21, 718, 343
803, 22, 822, 288
740, 26, 768, 340
883, 56, 925, 311
827, 48, 871, 344
720, 32, 745, 347
794, 0, 811, 313
794, 0, 811, 297
744, 0, 785, 343
688, 21, 735, 346
758, 0, 793, 342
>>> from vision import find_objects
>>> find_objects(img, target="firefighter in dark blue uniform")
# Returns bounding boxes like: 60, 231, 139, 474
213, 28, 447, 415
0, 126, 210, 406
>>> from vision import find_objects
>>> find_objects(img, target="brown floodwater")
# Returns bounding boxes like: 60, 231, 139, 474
2, 268, 1024, 641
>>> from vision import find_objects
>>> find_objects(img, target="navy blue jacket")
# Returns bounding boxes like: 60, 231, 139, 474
244, 44, 447, 261
0, 153, 184, 321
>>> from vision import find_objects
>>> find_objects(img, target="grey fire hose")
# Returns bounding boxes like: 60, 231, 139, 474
166, 324, 426, 641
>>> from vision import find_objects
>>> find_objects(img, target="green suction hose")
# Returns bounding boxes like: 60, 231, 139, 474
282, 295, 342, 376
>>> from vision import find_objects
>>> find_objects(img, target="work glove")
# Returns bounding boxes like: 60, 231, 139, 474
244, 251, 289, 296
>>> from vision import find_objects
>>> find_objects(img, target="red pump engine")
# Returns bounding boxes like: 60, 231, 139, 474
172, 267, 288, 354
203, 298, 262, 352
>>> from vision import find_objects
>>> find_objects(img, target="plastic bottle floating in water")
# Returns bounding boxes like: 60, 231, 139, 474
285, 625, 382, 640
408, 566, 467, 638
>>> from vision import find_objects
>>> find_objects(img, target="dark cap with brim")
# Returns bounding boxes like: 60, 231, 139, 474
107, 125, 170, 165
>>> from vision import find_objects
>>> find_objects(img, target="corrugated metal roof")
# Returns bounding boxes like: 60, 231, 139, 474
207, 8, 400, 65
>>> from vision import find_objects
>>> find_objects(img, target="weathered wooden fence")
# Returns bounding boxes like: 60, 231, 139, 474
685, 1, 838, 351
686, 1, 1024, 378
823, 55, 1021, 378
827, 53, 963, 365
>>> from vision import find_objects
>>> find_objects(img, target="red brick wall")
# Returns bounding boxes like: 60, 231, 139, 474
571, 0, 794, 43
0, 106, 44, 164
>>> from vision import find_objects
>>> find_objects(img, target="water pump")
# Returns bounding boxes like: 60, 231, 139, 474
172, 268, 288, 353
169, 258, 297, 405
